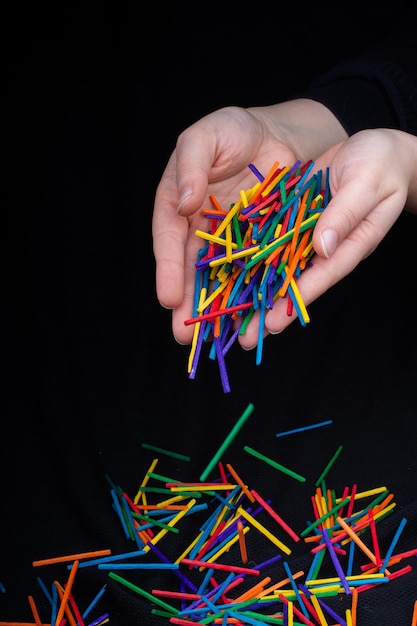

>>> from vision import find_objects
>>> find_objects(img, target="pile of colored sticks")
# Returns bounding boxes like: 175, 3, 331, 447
2, 404, 417, 625
185, 160, 330, 392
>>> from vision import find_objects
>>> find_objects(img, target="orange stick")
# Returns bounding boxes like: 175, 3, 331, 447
55, 584, 77, 626
54, 560, 79, 626
237, 519, 248, 564
129, 504, 188, 510
209, 194, 225, 212
411, 599, 417, 626
263, 241, 286, 267
288, 193, 308, 262
32, 549, 111, 567
336, 517, 390, 576
250, 161, 281, 203
233, 575, 272, 602
259, 570, 304, 598
219, 272, 239, 318
351, 588, 358, 626
326, 487, 335, 528
278, 229, 311, 297
27, 596, 42, 626
225, 463, 255, 503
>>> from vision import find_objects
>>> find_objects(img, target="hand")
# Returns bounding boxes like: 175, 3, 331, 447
250, 128, 417, 346
152, 100, 347, 344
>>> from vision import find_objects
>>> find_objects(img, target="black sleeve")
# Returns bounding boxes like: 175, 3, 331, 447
297, 4, 417, 135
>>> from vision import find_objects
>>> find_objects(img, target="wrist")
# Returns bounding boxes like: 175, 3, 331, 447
249, 98, 348, 162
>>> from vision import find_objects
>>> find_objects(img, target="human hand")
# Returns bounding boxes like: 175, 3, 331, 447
245, 127, 417, 346
152, 100, 347, 344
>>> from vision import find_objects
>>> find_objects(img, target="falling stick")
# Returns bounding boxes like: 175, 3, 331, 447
244, 445, 306, 483
200, 403, 254, 481
315, 445, 344, 487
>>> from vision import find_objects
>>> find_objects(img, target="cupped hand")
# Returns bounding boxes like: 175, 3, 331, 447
152, 105, 298, 344
239, 128, 417, 347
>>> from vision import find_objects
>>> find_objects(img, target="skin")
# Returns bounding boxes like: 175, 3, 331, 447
152, 99, 417, 349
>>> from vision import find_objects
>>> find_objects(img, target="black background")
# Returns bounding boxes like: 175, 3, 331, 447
2, 2, 417, 624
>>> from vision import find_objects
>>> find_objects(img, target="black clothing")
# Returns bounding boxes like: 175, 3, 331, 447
301, 3, 417, 135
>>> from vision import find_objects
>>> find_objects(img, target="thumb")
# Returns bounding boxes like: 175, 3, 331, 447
176, 168, 209, 217
174, 124, 217, 217
312, 141, 376, 259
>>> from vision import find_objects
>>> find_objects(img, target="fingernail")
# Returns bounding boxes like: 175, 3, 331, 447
177, 188, 193, 213
320, 228, 338, 258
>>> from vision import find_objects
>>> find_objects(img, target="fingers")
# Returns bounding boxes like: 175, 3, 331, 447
263, 240, 366, 336
240, 130, 413, 343
152, 155, 188, 309
237, 233, 368, 348
262, 194, 406, 337
313, 169, 388, 258
152, 139, 215, 310
152, 110, 243, 309
312, 131, 409, 260
174, 124, 216, 217
153, 107, 268, 330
